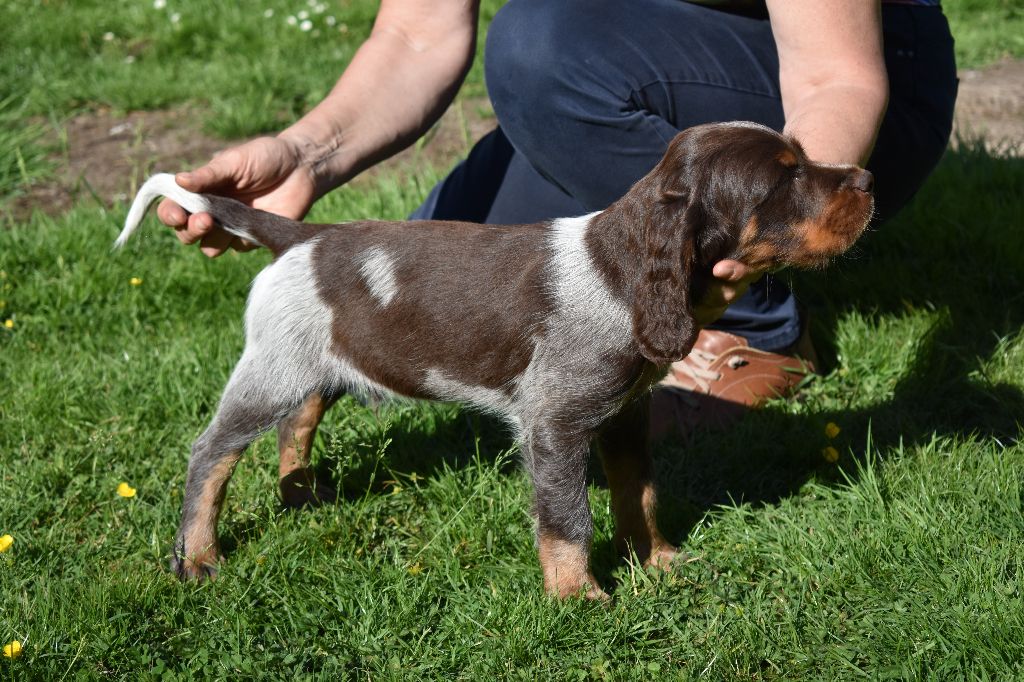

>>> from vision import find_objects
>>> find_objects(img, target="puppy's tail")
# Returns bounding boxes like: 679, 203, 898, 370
115, 173, 320, 256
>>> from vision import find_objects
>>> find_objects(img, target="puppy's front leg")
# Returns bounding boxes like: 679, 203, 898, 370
526, 423, 607, 600
597, 396, 677, 570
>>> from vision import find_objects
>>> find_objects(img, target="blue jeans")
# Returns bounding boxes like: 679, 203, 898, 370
411, 0, 958, 351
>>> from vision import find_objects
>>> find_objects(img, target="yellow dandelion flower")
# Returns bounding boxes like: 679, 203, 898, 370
116, 482, 137, 498
130, 277, 143, 286
3, 319, 12, 329
825, 422, 841, 439
407, 563, 423, 576
822, 446, 839, 463
2, 640, 21, 659
0, 535, 12, 553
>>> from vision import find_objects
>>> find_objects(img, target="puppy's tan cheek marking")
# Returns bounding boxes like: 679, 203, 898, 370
739, 215, 759, 249
537, 534, 599, 599
182, 453, 241, 566
736, 215, 786, 270
795, 191, 871, 264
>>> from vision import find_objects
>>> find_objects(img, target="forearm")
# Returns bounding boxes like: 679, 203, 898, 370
280, 4, 477, 197
769, 0, 888, 166
782, 80, 887, 166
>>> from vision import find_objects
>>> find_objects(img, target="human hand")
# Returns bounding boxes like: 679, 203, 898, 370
693, 260, 763, 326
156, 136, 319, 257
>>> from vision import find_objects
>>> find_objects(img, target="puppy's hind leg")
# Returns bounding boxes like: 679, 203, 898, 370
278, 391, 339, 508
172, 354, 320, 581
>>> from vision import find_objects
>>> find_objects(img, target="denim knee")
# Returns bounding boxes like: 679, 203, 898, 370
485, 0, 597, 148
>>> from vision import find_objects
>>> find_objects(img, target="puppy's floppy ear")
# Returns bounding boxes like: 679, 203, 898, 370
632, 181, 703, 365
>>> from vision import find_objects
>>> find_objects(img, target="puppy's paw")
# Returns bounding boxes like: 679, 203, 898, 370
280, 469, 337, 508
643, 544, 681, 572
171, 542, 221, 582
547, 573, 609, 602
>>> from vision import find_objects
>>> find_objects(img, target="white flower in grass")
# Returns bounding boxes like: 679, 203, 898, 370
307, 0, 316, 6
124, 55, 136, 64
300, 19, 313, 31
297, 10, 309, 20
287, 14, 297, 25
263, 8, 274, 18
103, 31, 115, 41
170, 12, 180, 23
314, 3, 326, 14
153, 0, 166, 9
325, 15, 335, 26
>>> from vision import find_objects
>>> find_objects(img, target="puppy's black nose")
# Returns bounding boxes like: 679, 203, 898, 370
851, 169, 874, 193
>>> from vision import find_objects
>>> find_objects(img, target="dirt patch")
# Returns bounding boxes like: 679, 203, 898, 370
953, 57, 1024, 154
10, 106, 231, 220
7, 98, 495, 222
7, 58, 1022, 222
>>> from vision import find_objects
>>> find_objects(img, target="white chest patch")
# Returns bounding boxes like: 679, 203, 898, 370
547, 214, 632, 349
357, 246, 399, 307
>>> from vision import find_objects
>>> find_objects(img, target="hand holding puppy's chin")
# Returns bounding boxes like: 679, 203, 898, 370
692, 260, 764, 327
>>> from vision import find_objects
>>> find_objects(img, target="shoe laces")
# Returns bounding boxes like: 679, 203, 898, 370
675, 349, 750, 393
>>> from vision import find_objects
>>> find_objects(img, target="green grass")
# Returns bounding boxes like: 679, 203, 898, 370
945, 0, 1024, 68
2, 142, 1024, 678
0, 0, 504, 139
0, 95, 52, 206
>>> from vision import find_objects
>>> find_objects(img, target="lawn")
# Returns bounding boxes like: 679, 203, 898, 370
2, 1, 1024, 679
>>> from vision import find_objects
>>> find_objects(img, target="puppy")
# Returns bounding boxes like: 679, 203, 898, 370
118, 122, 874, 599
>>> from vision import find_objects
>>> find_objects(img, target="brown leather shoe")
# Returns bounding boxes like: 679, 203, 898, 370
650, 327, 817, 441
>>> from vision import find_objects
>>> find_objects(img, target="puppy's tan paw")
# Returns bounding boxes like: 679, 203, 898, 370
280, 469, 337, 508
171, 544, 221, 582
643, 544, 681, 572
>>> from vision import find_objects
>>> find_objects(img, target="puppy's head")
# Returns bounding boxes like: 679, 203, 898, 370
631, 122, 874, 364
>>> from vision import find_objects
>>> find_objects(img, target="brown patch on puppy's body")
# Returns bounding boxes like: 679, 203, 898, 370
311, 221, 554, 399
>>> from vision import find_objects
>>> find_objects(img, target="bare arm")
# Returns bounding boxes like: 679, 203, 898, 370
281, 0, 480, 196
768, 0, 888, 164
701, 0, 887, 320
159, 0, 479, 255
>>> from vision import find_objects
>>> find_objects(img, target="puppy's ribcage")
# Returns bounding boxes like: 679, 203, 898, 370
228, 215, 635, 425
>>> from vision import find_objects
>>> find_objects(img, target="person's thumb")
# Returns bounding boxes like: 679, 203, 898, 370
175, 156, 236, 193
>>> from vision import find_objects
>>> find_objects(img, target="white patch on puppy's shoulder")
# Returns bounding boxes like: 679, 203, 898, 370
547, 214, 631, 346
357, 246, 398, 307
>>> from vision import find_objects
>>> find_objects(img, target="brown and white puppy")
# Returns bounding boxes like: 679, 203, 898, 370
118, 122, 874, 599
